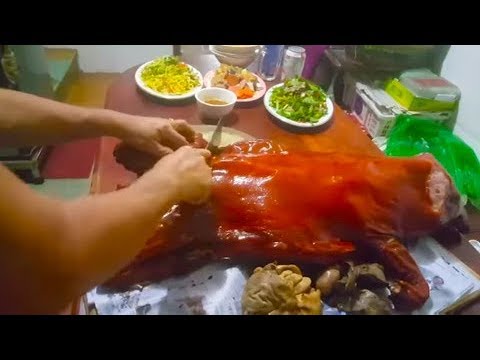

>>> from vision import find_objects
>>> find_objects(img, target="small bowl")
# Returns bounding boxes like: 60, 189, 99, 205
212, 45, 262, 55
209, 46, 259, 68
195, 87, 237, 120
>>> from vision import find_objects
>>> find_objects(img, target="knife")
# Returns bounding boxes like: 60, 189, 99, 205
469, 239, 480, 255
206, 117, 224, 154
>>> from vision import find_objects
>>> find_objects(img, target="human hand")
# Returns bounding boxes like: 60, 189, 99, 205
119, 116, 196, 157
138, 146, 212, 205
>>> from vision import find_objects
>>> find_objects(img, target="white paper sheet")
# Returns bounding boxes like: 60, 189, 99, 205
87, 237, 480, 315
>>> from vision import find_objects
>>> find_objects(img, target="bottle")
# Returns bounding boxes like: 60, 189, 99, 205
281, 46, 306, 80
258, 45, 284, 81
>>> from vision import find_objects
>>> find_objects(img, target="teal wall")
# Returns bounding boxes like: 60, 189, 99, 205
10, 45, 54, 98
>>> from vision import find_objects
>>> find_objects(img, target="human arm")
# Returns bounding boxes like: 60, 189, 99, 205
0, 88, 194, 156
0, 146, 211, 314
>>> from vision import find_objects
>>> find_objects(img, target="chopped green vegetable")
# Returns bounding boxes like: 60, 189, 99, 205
269, 77, 328, 123
141, 56, 200, 95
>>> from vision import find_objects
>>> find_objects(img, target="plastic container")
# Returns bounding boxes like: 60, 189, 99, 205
386, 78, 458, 112
257, 45, 284, 81
281, 46, 306, 81
399, 68, 461, 103
386, 115, 480, 210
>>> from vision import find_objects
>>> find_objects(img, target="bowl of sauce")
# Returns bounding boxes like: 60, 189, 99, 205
195, 87, 237, 121
205, 98, 229, 105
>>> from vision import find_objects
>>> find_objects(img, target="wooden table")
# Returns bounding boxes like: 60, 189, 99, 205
94, 53, 480, 315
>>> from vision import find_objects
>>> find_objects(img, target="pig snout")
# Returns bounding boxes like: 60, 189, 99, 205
426, 155, 469, 244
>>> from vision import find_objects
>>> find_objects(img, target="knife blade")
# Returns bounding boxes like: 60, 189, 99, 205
469, 239, 480, 255
206, 117, 224, 153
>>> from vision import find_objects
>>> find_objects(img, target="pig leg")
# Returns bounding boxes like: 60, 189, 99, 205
363, 236, 429, 311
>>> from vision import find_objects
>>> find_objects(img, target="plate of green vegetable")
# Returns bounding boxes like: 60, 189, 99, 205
264, 77, 334, 128
135, 56, 203, 100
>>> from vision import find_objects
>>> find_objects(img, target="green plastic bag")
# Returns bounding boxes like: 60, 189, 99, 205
385, 115, 480, 210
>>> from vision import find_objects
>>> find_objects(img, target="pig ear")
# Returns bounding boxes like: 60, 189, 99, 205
431, 212, 470, 246
454, 208, 470, 234
432, 226, 463, 246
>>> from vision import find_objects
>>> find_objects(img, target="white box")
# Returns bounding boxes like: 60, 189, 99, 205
352, 83, 454, 138
352, 83, 399, 137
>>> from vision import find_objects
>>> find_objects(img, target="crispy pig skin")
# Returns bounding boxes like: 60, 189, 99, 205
108, 139, 467, 310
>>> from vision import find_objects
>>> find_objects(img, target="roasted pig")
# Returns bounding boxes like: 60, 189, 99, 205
109, 139, 468, 311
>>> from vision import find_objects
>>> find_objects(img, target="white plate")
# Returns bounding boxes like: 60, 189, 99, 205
193, 124, 255, 145
135, 58, 203, 100
264, 83, 334, 128
203, 70, 267, 103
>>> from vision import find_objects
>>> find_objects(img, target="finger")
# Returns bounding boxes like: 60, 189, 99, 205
194, 148, 211, 159
163, 126, 189, 149
189, 193, 211, 205
171, 119, 196, 143
188, 183, 212, 205
153, 143, 174, 157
